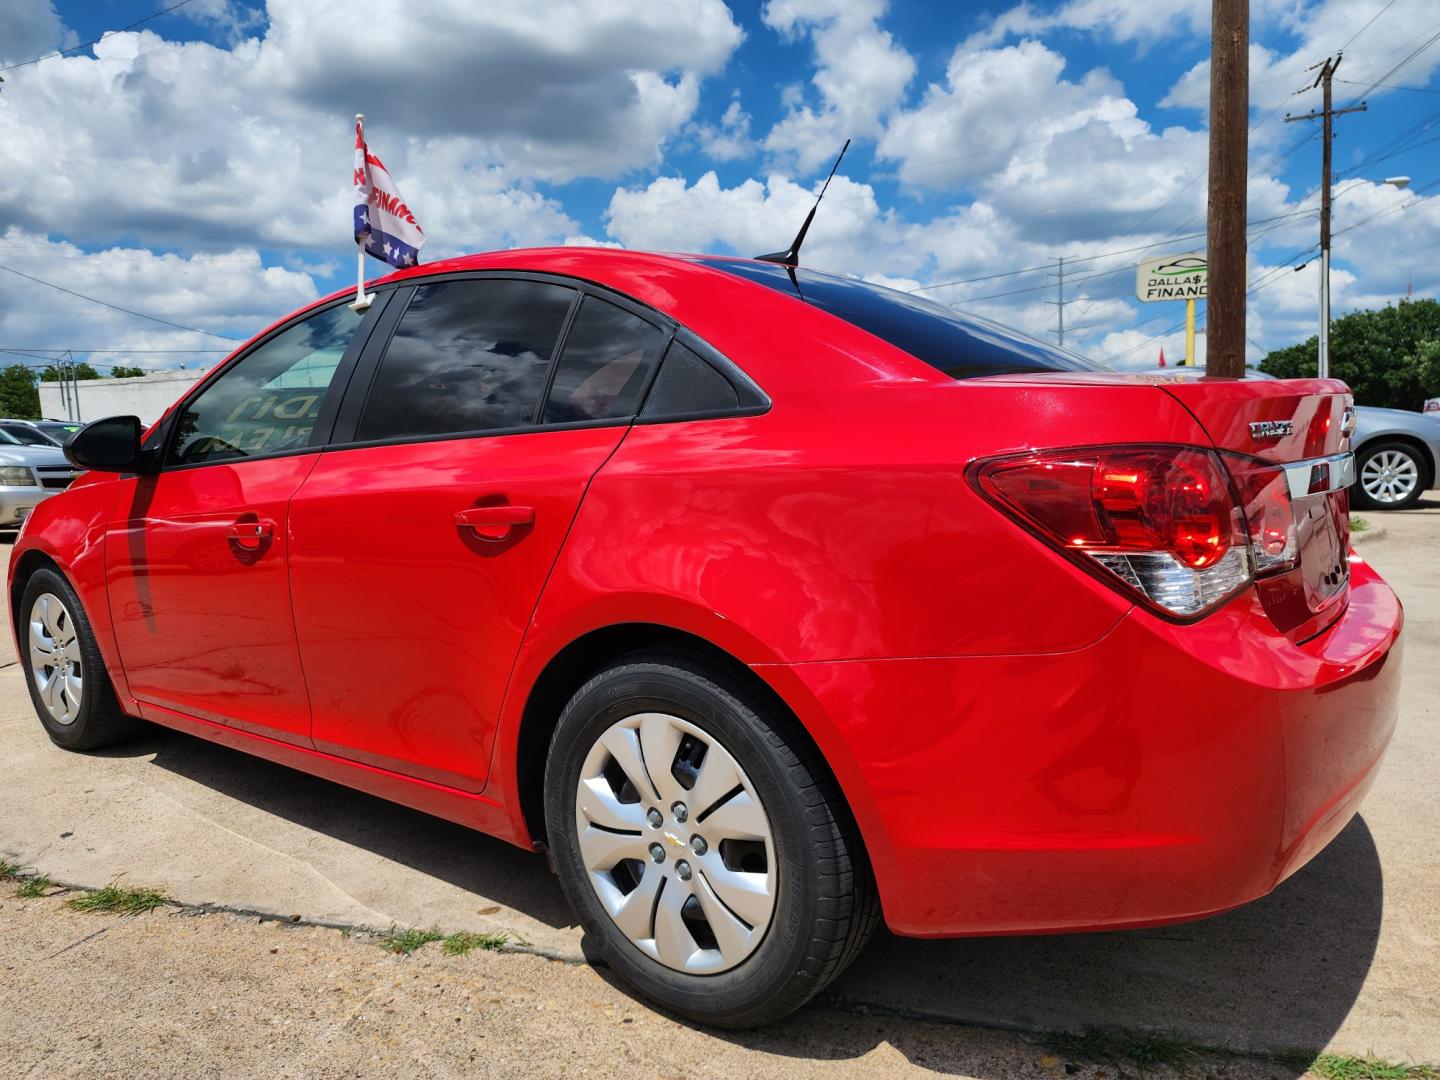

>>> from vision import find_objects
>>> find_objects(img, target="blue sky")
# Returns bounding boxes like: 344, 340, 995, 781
1, 0, 1437, 373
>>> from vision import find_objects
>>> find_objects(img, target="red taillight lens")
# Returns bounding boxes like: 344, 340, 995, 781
974, 446, 1252, 618
1221, 452, 1299, 575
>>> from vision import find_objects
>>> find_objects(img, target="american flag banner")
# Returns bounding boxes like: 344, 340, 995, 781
353, 115, 426, 269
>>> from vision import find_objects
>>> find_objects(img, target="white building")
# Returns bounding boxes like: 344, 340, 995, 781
38, 370, 209, 426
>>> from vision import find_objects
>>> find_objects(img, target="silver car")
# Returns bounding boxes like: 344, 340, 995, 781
0, 429, 77, 532
1351, 406, 1440, 511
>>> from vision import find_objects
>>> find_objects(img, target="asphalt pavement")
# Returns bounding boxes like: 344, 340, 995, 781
0, 503, 1436, 1074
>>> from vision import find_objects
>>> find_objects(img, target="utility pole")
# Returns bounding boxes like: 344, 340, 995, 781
1285, 55, 1366, 379
68, 350, 82, 423
1054, 256, 1064, 347
1046, 258, 1096, 348
1206, 0, 1249, 379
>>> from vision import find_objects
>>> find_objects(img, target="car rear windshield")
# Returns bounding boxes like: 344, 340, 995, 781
694, 258, 1104, 379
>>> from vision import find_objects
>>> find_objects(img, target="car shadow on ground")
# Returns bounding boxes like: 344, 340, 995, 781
89, 721, 1381, 1074
90, 725, 576, 931
585, 816, 1383, 1075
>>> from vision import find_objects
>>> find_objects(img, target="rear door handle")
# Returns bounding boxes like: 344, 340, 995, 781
226, 518, 275, 548
455, 505, 534, 542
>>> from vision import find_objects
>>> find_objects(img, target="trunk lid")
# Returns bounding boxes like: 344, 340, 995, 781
1158, 374, 1354, 639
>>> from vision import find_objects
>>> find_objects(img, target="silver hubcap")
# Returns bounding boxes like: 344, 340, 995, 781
574, 712, 776, 975
28, 593, 83, 726
1361, 449, 1419, 504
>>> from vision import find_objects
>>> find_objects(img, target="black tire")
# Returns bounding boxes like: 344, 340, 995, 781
543, 650, 879, 1028
1351, 440, 1430, 511
18, 567, 139, 750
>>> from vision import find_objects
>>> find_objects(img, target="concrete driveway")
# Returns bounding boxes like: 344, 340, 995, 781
1, 505, 1436, 1070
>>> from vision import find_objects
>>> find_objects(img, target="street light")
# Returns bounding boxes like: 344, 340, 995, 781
1317, 175, 1412, 378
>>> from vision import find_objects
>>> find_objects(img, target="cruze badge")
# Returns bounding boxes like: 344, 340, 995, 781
1249, 420, 1294, 440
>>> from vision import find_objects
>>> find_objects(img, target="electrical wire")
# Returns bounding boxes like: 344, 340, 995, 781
0, 0, 198, 73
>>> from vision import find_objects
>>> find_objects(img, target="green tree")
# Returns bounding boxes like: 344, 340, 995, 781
0, 365, 41, 419
110, 365, 147, 378
1259, 298, 1440, 410
39, 361, 103, 382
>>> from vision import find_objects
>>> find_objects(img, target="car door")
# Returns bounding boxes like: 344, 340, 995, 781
287, 277, 670, 791
104, 296, 384, 744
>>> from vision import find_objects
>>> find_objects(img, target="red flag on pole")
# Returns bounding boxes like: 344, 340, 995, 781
1158, 347, 1167, 368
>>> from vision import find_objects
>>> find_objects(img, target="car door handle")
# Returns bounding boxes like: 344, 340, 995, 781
455, 505, 534, 542
226, 518, 275, 548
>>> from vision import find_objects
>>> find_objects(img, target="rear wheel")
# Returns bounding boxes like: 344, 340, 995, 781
543, 651, 878, 1028
1353, 440, 1428, 511
20, 568, 139, 750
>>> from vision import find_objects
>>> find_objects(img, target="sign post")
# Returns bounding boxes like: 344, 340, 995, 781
1136, 254, 1208, 366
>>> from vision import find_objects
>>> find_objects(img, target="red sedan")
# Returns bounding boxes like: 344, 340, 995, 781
9, 248, 1402, 1027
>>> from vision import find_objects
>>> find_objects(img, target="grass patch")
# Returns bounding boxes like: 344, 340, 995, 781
1351, 515, 1371, 533
15, 874, 53, 898
1044, 1028, 1199, 1071
442, 929, 520, 956
377, 924, 445, 955
0, 858, 23, 880
1300, 1053, 1439, 1080
66, 882, 169, 916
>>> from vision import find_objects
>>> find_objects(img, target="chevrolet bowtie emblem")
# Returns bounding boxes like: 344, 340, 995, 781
663, 832, 686, 849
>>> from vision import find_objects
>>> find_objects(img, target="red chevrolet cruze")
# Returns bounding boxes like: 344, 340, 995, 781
10, 248, 1403, 1026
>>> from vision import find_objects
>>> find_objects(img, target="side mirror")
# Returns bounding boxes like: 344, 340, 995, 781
64, 415, 144, 473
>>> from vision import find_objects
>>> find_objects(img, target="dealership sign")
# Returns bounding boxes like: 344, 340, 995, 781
1136, 253, 1208, 302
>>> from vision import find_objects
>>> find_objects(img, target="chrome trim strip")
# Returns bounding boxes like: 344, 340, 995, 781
1283, 451, 1354, 499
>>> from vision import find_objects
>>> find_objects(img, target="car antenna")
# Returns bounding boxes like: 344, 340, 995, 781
755, 138, 850, 268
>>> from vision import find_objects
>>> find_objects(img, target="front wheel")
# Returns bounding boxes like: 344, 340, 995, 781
543, 651, 878, 1028
1352, 440, 1429, 511
20, 567, 139, 750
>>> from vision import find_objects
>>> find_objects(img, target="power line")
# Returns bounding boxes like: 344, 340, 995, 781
0, 264, 239, 340
0, 0, 198, 73
1340, 0, 1400, 51
1336, 78, 1440, 95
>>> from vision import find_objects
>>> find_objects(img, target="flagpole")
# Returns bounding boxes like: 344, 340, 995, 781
350, 112, 375, 312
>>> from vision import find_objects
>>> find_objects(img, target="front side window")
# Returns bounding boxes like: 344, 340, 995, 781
167, 302, 363, 466
356, 278, 576, 442
543, 296, 667, 423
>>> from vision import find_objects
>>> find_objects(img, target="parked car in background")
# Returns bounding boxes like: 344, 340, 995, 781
31, 420, 82, 442
9, 249, 1403, 1027
0, 420, 63, 447
0, 428, 76, 532
1350, 405, 1440, 511
1424, 396, 1438, 415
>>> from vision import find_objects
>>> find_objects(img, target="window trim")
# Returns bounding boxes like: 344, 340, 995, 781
151, 289, 398, 474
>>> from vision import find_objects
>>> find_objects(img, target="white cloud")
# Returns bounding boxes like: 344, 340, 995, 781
0, 0, 741, 258
0, 229, 321, 372
964, 0, 1212, 51
693, 97, 756, 162
0, 0, 74, 65
761, 0, 916, 172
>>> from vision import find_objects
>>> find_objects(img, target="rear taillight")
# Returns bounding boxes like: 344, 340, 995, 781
1221, 452, 1299, 575
974, 445, 1275, 619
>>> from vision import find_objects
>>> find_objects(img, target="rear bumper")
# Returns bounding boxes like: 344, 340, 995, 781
764, 555, 1403, 937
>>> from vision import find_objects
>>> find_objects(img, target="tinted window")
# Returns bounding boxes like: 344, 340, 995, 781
168, 302, 363, 466
695, 259, 1104, 379
543, 297, 666, 423
640, 341, 740, 417
1, 424, 57, 446
358, 279, 574, 441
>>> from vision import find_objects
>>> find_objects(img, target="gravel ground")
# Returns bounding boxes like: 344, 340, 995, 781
0, 889, 1305, 1080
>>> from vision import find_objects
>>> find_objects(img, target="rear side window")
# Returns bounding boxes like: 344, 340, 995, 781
694, 258, 1104, 379
543, 296, 667, 423
640, 341, 741, 417
357, 278, 575, 442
